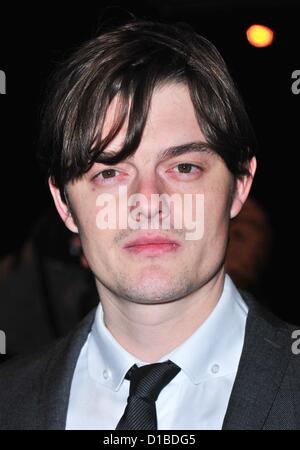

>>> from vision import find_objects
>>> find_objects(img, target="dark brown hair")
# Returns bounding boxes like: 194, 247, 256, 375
38, 19, 257, 202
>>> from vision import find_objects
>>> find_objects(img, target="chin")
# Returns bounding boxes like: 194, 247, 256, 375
118, 275, 193, 305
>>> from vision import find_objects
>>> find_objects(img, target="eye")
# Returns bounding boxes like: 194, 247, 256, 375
170, 163, 202, 176
164, 162, 203, 181
93, 168, 120, 183
99, 169, 118, 179
92, 167, 130, 186
174, 163, 198, 174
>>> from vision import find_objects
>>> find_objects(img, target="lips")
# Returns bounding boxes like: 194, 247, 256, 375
123, 234, 181, 256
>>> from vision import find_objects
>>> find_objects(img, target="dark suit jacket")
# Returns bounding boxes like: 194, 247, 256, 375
0, 294, 299, 430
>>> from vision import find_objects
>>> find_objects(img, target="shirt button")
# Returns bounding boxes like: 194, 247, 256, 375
103, 369, 110, 380
211, 364, 220, 374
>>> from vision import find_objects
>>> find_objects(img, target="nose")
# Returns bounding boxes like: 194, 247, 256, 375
129, 174, 169, 227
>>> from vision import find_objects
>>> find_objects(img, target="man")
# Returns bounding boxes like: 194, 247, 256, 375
0, 19, 299, 430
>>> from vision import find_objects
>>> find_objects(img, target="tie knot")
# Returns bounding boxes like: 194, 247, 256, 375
125, 360, 181, 402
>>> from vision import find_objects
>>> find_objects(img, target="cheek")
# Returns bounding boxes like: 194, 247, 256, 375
76, 209, 97, 240
70, 200, 102, 250
201, 187, 231, 246
79, 228, 117, 277
205, 187, 231, 221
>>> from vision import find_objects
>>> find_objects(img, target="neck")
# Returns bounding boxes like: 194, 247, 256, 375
96, 269, 225, 363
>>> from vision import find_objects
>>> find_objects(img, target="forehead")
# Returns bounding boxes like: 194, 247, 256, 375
101, 82, 206, 157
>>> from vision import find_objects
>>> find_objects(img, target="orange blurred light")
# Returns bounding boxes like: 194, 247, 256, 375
246, 24, 274, 48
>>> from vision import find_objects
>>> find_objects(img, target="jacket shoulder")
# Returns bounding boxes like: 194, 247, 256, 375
0, 337, 68, 429
242, 291, 300, 428
0, 307, 96, 429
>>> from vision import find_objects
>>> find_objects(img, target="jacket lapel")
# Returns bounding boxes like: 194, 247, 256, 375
222, 299, 292, 430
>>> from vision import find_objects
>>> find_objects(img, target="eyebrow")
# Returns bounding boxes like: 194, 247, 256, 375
156, 141, 212, 162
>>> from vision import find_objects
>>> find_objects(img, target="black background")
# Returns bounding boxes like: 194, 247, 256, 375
0, 0, 299, 323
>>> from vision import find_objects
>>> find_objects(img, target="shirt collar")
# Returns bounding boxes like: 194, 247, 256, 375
87, 303, 149, 391
87, 274, 248, 390
160, 274, 248, 383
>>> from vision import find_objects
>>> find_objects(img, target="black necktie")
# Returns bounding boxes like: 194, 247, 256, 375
115, 360, 181, 430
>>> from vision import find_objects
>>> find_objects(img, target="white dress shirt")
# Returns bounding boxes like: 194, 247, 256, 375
66, 274, 248, 430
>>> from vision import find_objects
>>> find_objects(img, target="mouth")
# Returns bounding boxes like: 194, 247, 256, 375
122, 234, 181, 256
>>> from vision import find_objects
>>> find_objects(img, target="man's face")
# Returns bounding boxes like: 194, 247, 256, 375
52, 83, 251, 304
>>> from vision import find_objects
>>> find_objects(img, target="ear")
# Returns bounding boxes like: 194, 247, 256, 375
48, 177, 79, 233
230, 156, 257, 219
